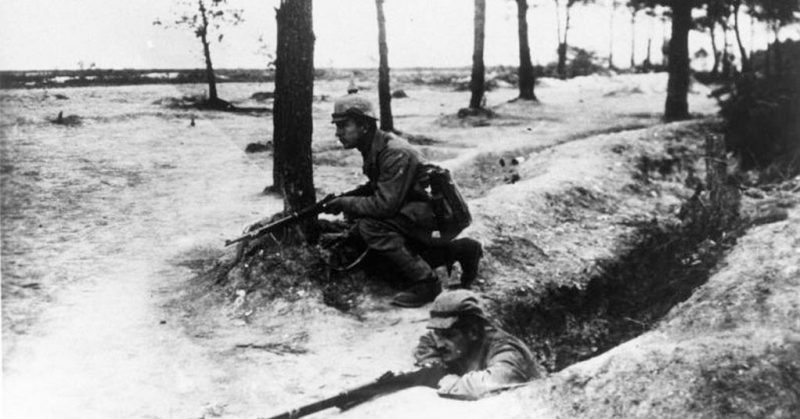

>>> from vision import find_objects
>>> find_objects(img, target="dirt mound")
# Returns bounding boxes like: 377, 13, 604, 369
504, 200, 800, 419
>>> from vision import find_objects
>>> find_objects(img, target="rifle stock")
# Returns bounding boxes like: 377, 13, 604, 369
262, 365, 446, 419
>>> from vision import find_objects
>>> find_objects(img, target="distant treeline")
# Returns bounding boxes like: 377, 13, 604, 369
0, 68, 280, 89
0, 61, 611, 90
0, 67, 475, 89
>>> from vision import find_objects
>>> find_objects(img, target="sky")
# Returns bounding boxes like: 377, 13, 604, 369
0, 0, 788, 71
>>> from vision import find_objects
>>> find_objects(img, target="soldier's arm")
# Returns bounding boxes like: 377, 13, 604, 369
336, 148, 418, 218
348, 182, 373, 197
437, 347, 532, 400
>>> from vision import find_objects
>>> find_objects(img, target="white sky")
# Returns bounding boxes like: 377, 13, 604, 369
0, 0, 788, 71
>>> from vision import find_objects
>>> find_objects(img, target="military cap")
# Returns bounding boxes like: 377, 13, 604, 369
427, 290, 487, 329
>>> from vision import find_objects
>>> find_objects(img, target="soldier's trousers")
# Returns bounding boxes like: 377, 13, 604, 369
355, 216, 439, 285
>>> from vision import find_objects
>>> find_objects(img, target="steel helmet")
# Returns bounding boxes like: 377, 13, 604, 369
331, 93, 378, 123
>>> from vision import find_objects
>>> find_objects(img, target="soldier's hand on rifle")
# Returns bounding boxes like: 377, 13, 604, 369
436, 374, 460, 394
322, 197, 347, 215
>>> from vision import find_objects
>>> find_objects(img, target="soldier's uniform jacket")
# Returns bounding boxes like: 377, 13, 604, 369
413, 327, 543, 400
335, 129, 436, 230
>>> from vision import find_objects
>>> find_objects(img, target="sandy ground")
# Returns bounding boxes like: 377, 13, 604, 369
0, 73, 734, 418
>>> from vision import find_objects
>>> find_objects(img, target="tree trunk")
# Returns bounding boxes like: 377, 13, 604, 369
643, 11, 654, 70
558, 6, 571, 79
469, 0, 486, 109
661, 17, 670, 67
721, 27, 732, 78
772, 27, 782, 77
198, 0, 218, 102
554, 0, 565, 78
710, 20, 720, 75
765, 38, 773, 77
732, 0, 750, 72
608, 1, 616, 69
375, 0, 394, 131
556, 42, 567, 78
273, 0, 318, 242
749, 13, 755, 59
630, 10, 637, 69
516, 0, 537, 100
664, 0, 691, 122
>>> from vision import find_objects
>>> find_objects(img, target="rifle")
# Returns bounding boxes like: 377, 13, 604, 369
262, 364, 446, 419
225, 194, 339, 247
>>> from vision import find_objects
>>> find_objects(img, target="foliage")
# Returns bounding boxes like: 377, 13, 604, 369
153, 0, 243, 42
717, 63, 800, 177
539, 47, 606, 78
746, 0, 800, 29
568, 47, 606, 77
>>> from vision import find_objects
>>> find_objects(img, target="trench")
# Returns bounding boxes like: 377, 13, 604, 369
203, 121, 743, 374
493, 183, 745, 373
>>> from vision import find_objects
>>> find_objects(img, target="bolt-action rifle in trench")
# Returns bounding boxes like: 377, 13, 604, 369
262, 364, 446, 419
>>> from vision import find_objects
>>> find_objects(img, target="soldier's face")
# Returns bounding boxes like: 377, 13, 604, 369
432, 327, 473, 363
335, 119, 364, 149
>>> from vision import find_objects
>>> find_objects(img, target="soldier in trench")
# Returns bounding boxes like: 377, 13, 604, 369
322, 93, 482, 307
414, 290, 544, 399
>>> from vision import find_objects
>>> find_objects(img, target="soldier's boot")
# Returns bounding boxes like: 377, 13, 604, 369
391, 277, 442, 308
448, 238, 483, 289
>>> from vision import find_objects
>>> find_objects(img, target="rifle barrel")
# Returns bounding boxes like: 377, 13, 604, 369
261, 366, 445, 419
224, 194, 338, 247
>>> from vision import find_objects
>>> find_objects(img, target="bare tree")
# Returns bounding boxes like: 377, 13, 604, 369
627, 0, 645, 69
469, 0, 487, 109
695, 3, 723, 75
660, 7, 671, 67
375, 0, 395, 131
515, 0, 538, 100
272, 0, 318, 241
731, 0, 750, 72
608, 0, 621, 69
554, 0, 593, 79
154, 0, 242, 108
664, 0, 692, 121
644, 6, 657, 70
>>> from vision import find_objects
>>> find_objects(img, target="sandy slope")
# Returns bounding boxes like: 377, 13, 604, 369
1, 73, 761, 419
2, 84, 277, 418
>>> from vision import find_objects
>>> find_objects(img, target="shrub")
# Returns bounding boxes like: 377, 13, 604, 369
568, 47, 606, 77
718, 73, 800, 178
717, 41, 800, 180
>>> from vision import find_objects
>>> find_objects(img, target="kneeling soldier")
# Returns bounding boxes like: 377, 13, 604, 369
323, 93, 482, 307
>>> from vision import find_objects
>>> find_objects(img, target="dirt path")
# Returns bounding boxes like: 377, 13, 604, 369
2, 75, 718, 418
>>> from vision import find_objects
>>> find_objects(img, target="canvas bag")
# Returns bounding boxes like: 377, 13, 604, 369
423, 164, 472, 240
